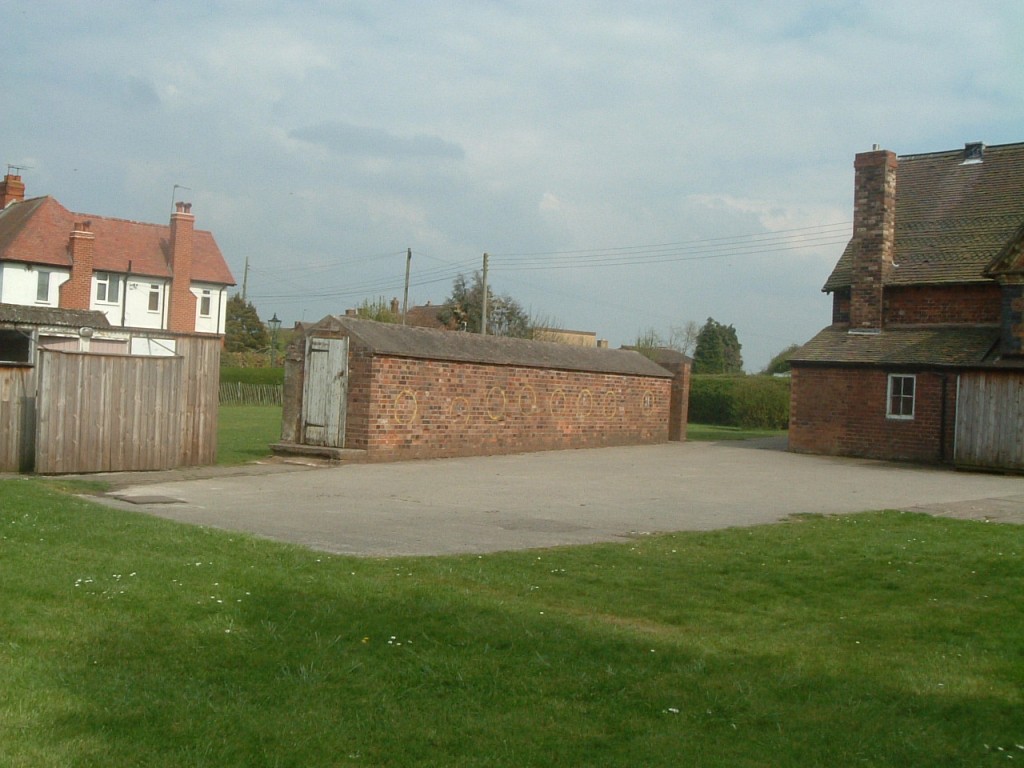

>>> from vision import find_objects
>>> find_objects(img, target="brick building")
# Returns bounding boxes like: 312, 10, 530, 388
0, 173, 234, 335
790, 141, 1024, 470
278, 315, 689, 462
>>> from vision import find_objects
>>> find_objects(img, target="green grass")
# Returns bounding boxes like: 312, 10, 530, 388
687, 423, 788, 441
2, 480, 1022, 767
216, 405, 282, 465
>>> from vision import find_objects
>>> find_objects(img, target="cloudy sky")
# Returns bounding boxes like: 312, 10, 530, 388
3, 1, 1022, 369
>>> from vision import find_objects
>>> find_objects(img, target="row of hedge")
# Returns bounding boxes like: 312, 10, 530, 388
220, 366, 285, 386
688, 374, 790, 430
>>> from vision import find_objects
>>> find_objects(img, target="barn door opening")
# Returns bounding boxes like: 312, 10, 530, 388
302, 336, 349, 448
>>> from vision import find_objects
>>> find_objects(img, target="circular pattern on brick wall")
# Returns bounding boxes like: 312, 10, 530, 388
450, 396, 471, 425
602, 389, 618, 418
576, 388, 593, 418
393, 389, 418, 425
641, 390, 655, 412
486, 386, 507, 421
518, 385, 538, 414
549, 388, 567, 416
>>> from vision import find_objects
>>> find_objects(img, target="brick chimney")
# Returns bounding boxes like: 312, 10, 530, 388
167, 201, 197, 332
1, 173, 26, 208
849, 148, 897, 332
59, 221, 96, 310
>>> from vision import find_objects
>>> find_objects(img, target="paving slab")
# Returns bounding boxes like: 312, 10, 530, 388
88, 440, 1024, 557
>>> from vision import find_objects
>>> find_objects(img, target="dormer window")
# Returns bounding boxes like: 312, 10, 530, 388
962, 141, 984, 165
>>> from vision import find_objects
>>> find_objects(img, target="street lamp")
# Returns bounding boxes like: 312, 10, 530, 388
268, 313, 281, 367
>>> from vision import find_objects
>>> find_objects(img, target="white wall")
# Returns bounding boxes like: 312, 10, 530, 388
191, 282, 229, 334
106, 276, 169, 330
0, 263, 70, 305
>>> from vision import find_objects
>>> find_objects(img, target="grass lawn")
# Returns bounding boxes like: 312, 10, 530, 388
2, 480, 1021, 767
216, 405, 282, 465
687, 423, 788, 441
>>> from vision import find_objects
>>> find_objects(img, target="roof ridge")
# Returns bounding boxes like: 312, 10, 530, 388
899, 140, 1024, 161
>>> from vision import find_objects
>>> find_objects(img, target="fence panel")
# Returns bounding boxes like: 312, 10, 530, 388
35, 351, 184, 474
219, 382, 283, 406
0, 366, 34, 472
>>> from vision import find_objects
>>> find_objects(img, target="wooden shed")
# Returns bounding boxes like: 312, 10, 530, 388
276, 316, 689, 462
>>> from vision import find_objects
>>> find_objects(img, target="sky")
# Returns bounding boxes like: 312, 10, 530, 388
3, 1, 1022, 370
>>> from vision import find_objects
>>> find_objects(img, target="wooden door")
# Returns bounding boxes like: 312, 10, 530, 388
302, 336, 348, 447
955, 372, 1024, 471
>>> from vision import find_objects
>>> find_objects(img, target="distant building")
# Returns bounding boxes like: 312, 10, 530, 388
0, 172, 235, 334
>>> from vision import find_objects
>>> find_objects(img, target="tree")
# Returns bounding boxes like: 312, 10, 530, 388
225, 295, 269, 353
692, 317, 743, 374
355, 296, 400, 323
439, 272, 532, 337
761, 343, 801, 375
631, 320, 700, 362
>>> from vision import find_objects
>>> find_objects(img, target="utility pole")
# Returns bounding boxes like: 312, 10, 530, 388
402, 248, 411, 325
241, 256, 249, 300
480, 252, 489, 335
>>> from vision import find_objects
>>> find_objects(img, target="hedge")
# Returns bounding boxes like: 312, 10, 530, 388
688, 374, 790, 429
220, 366, 285, 386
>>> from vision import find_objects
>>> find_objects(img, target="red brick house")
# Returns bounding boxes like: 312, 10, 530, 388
790, 141, 1024, 470
0, 173, 234, 335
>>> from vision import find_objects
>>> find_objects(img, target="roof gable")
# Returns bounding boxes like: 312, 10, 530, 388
824, 142, 1024, 291
0, 195, 234, 285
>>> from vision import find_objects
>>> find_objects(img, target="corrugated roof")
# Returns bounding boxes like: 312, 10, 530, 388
309, 315, 672, 377
0, 302, 111, 328
0, 195, 234, 285
791, 325, 999, 367
823, 142, 1024, 292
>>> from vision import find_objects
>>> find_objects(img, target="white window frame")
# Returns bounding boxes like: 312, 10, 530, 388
199, 289, 212, 317
96, 272, 120, 304
36, 270, 50, 303
886, 374, 916, 420
148, 284, 161, 313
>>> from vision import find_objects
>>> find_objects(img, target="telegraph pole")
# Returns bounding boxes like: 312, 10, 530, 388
402, 248, 411, 325
241, 256, 250, 300
480, 252, 489, 335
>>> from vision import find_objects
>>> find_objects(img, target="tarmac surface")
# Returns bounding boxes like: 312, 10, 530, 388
86, 438, 1024, 557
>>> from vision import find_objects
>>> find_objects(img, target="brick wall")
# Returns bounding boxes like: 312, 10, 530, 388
885, 284, 1001, 325
1000, 283, 1024, 355
790, 365, 955, 463
347, 354, 670, 460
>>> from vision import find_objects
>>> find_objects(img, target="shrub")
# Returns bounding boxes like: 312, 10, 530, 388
220, 366, 284, 386
688, 374, 790, 429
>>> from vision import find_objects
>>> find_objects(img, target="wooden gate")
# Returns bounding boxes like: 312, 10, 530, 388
301, 336, 348, 447
955, 371, 1024, 471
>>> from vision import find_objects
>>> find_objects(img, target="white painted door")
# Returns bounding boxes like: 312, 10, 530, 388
302, 336, 348, 447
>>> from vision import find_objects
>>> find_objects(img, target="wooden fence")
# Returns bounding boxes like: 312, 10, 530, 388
219, 382, 283, 406
0, 366, 34, 472
35, 351, 183, 473
0, 334, 221, 474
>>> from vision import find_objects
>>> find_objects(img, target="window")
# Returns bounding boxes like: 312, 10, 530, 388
199, 289, 212, 317
887, 374, 915, 419
0, 329, 32, 363
36, 271, 50, 302
96, 272, 120, 303
148, 285, 161, 312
